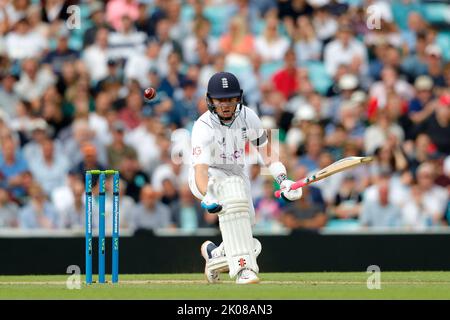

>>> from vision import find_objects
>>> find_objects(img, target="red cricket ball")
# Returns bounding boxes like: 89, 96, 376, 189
144, 87, 156, 100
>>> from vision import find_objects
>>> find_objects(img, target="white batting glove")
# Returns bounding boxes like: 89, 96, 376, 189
201, 177, 223, 213
280, 179, 303, 202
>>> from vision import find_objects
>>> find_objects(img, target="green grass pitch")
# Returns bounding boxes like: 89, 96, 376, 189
1, 272, 450, 299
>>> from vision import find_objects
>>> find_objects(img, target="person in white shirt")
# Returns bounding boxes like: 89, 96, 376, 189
323, 24, 368, 77
190, 72, 302, 284
83, 27, 110, 83
5, 18, 47, 61
254, 13, 290, 63
124, 39, 160, 89
402, 162, 448, 229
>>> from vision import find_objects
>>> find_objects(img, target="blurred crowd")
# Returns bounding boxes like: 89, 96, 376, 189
0, 0, 449, 233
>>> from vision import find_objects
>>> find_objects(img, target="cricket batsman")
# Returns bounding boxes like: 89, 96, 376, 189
188, 71, 302, 284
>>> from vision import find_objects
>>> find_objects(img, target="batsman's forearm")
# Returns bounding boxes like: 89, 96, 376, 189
194, 164, 209, 196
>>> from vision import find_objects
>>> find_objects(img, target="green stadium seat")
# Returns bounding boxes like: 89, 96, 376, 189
305, 61, 332, 95
260, 61, 284, 80
391, 0, 424, 30
325, 219, 361, 231
422, 3, 450, 24
436, 32, 450, 61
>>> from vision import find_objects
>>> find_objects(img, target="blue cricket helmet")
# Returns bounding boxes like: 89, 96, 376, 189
206, 72, 243, 125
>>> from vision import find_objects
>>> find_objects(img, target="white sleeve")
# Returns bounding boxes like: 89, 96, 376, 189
191, 120, 213, 165
244, 108, 268, 147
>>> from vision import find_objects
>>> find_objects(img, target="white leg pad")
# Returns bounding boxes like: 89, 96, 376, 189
216, 176, 259, 278
208, 239, 262, 273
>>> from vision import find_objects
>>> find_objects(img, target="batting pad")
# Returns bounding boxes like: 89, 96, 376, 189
216, 176, 259, 278
208, 238, 262, 274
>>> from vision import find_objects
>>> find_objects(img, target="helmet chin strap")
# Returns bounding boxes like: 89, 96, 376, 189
206, 93, 243, 127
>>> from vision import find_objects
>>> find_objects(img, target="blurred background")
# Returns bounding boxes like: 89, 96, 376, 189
0, 0, 449, 242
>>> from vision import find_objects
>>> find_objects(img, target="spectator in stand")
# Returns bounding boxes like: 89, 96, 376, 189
281, 165, 327, 231
105, 177, 135, 232
323, 23, 368, 77
401, 32, 428, 82
108, 14, 147, 62
0, 186, 19, 228
293, 15, 322, 65
106, 0, 139, 32
328, 174, 362, 223
408, 75, 435, 124
83, 2, 112, 48
107, 120, 137, 170
125, 105, 163, 173
19, 182, 60, 229
133, 184, 174, 230
4, 17, 47, 61
255, 12, 290, 63
119, 152, 149, 203
83, 27, 110, 84
14, 57, 56, 103
125, 39, 160, 89
42, 26, 79, 75
171, 184, 205, 230
0, 135, 28, 201
28, 136, 69, 195
360, 172, 402, 228
70, 143, 106, 177
219, 15, 254, 58
63, 119, 107, 168
0, 70, 20, 119
41, 0, 70, 24
158, 51, 186, 98
298, 133, 324, 172
182, 16, 218, 66
61, 175, 85, 229
364, 108, 405, 156
424, 44, 446, 89
402, 162, 448, 228
272, 48, 299, 100
254, 179, 283, 231
414, 94, 450, 155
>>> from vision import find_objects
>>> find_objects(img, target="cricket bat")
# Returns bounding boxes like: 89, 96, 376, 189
274, 156, 373, 198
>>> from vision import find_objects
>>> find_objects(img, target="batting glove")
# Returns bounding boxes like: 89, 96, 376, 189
280, 179, 303, 202
201, 177, 223, 213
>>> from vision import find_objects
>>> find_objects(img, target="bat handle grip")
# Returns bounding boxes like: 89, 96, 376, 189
274, 180, 306, 198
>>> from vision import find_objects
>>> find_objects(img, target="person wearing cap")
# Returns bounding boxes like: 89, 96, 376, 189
408, 75, 435, 124
191, 71, 302, 285
285, 103, 317, 156
329, 73, 359, 123
425, 44, 446, 88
